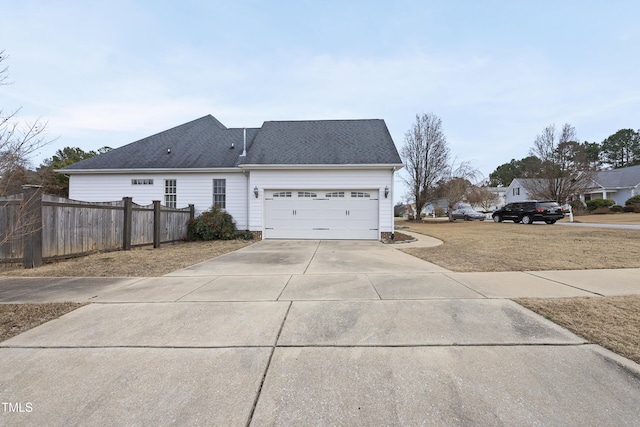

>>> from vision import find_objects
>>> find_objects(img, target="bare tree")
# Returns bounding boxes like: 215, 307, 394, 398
436, 160, 480, 220
400, 113, 450, 219
467, 185, 499, 211
1, 50, 55, 250
1, 51, 53, 196
523, 123, 594, 203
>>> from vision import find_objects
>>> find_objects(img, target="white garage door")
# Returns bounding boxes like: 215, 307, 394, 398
264, 190, 379, 239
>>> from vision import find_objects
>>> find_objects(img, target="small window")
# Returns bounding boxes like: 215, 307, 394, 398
273, 192, 292, 198
326, 192, 344, 198
351, 192, 371, 198
131, 179, 154, 185
513, 187, 520, 196
298, 191, 317, 198
164, 179, 177, 208
213, 179, 226, 209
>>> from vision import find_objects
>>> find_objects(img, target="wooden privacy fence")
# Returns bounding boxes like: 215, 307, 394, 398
1, 186, 195, 268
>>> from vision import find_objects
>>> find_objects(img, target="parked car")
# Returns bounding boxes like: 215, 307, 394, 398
451, 208, 486, 221
492, 200, 564, 224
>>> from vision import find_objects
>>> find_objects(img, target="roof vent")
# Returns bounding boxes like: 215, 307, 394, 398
167, 148, 171, 154
231, 142, 235, 149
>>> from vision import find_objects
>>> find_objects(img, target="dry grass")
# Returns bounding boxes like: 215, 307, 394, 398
0, 240, 254, 277
561, 212, 640, 224
0, 302, 86, 342
516, 296, 640, 365
398, 219, 640, 272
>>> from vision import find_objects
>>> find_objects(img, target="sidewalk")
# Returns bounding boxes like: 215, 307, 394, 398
1, 239, 639, 425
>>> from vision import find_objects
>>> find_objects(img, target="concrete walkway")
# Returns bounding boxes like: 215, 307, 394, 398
1, 240, 640, 425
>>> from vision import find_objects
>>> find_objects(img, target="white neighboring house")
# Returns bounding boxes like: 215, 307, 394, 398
60, 115, 403, 240
504, 178, 535, 204
505, 166, 640, 207
583, 164, 640, 206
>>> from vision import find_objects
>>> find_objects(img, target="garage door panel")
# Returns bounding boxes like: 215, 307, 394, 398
264, 190, 378, 240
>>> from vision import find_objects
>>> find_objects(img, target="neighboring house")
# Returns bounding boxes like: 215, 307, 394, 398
504, 178, 536, 204
60, 115, 403, 240
506, 166, 640, 207
583, 164, 640, 206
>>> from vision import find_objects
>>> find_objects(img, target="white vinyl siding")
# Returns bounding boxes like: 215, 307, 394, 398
68, 172, 249, 229
67, 167, 396, 236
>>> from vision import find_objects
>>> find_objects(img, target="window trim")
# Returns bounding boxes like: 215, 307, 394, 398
164, 179, 177, 208
273, 191, 292, 198
325, 191, 345, 198
213, 179, 226, 209
298, 191, 317, 198
131, 178, 154, 185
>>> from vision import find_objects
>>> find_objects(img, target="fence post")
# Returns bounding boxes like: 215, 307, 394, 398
153, 200, 161, 248
123, 197, 132, 250
189, 204, 195, 220
22, 185, 44, 268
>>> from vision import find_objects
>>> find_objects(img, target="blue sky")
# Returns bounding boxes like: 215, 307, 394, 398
2, 1, 639, 200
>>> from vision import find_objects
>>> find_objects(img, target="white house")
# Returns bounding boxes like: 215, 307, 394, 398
504, 178, 536, 204
60, 115, 403, 240
505, 166, 640, 207
583, 164, 640, 206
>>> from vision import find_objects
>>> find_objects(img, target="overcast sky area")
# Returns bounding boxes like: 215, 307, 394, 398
2, 1, 639, 201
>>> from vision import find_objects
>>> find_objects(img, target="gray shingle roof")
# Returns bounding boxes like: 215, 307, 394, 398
61, 115, 401, 171
62, 115, 259, 170
241, 119, 402, 165
592, 165, 640, 188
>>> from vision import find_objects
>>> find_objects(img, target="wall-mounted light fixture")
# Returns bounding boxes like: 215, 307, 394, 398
254, 186, 259, 198
384, 185, 389, 198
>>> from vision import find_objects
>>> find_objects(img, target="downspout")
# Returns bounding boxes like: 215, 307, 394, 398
391, 167, 395, 240
245, 170, 250, 231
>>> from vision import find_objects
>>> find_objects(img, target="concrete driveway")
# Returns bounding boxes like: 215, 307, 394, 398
1, 240, 640, 425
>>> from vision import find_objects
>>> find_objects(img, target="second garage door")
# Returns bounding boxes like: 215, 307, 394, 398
264, 190, 379, 239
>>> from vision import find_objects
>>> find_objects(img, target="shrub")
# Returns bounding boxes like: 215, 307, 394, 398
187, 207, 250, 241
586, 198, 615, 212
610, 205, 624, 213
625, 195, 640, 206
590, 207, 613, 215
232, 230, 254, 240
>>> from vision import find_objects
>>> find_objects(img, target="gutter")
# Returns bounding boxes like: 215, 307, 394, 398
238, 163, 404, 171
57, 167, 244, 174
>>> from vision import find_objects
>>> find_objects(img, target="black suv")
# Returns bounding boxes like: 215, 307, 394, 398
492, 200, 564, 224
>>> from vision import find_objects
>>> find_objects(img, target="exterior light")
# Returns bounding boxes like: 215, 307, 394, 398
254, 186, 259, 198
384, 186, 389, 198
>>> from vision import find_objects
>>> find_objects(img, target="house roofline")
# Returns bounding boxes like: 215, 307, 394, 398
58, 163, 405, 175
238, 163, 404, 171
57, 168, 244, 174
